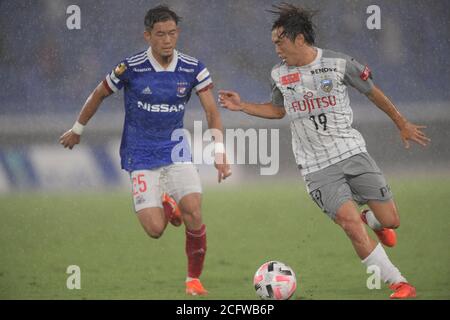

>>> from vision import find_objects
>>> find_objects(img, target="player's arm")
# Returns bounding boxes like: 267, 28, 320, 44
198, 88, 232, 183
344, 54, 430, 149
218, 90, 286, 119
59, 82, 112, 149
365, 86, 431, 148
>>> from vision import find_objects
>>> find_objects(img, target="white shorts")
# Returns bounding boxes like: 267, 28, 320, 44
130, 163, 202, 212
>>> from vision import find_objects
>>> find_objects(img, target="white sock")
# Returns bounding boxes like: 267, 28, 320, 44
362, 243, 407, 284
365, 210, 383, 231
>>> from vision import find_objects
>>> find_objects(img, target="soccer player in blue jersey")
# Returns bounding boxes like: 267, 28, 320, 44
59, 5, 231, 296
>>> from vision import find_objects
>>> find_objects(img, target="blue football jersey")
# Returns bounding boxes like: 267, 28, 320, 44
103, 48, 213, 172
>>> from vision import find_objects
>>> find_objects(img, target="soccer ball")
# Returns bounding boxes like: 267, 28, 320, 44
253, 261, 297, 300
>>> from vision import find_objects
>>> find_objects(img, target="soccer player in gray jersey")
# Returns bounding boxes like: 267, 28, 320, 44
219, 4, 430, 299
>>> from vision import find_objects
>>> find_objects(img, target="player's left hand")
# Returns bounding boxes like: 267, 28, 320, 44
399, 121, 431, 148
214, 152, 231, 183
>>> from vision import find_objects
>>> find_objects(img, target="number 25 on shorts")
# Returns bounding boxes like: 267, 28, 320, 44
132, 173, 147, 195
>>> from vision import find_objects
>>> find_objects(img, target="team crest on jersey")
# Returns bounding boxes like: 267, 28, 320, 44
114, 62, 127, 76
280, 73, 301, 85
320, 79, 333, 93
177, 82, 189, 97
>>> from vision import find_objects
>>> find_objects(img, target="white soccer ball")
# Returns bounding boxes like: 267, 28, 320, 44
253, 261, 297, 300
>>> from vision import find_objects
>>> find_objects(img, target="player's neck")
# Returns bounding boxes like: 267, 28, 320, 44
294, 46, 317, 67
155, 55, 173, 69
151, 49, 174, 69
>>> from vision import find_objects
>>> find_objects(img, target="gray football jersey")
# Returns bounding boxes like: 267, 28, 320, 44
271, 48, 374, 175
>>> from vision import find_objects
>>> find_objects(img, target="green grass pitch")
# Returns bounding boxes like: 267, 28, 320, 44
1, 178, 449, 299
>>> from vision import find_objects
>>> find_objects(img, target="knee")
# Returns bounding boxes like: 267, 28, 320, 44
384, 208, 400, 229
144, 227, 164, 239
182, 208, 202, 224
369, 200, 401, 229
386, 214, 400, 229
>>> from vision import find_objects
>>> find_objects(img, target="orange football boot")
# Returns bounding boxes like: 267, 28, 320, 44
389, 282, 417, 299
361, 209, 397, 247
162, 193, 183, 227
186, 279, 208, 296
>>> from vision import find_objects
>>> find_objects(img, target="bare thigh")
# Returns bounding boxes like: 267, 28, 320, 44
137, 207, 167, 239
367, 199, 400, 229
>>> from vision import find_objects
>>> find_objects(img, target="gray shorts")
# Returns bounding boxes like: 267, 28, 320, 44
304, 153, 393, 220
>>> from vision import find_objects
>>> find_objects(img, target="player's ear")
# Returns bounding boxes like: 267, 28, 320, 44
295, 33, 306, 47
144, 30, 151, 42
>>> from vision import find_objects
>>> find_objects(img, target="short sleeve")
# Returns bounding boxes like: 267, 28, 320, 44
271, 79, 284, 107
344, 56, 374, 94
193, 61, 213, 93
103, 60, 131, 93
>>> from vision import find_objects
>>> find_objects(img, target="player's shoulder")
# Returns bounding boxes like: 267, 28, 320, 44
321, 48, 353, 62
322, 48, 369, 69
177, 50, 201, 67
123, 49, 149, 67
270, 61, 287, 79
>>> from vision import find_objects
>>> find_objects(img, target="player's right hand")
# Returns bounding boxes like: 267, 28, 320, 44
218, 90, 243, 111
59, 130, 81, 150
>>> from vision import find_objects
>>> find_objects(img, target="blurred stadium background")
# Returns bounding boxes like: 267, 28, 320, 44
0, 0, 449, 192
0, 0, 449, 299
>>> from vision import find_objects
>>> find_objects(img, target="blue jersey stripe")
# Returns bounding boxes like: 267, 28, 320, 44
129, 58, 148, 67
179, 53, 198, 63
179, 57, 198, 66
127, 51, 147, 62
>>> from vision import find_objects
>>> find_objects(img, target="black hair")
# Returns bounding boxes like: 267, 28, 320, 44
268, 3, 317, 45
144, 5, 181, 30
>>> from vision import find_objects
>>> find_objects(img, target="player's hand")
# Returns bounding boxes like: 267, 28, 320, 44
218, 90, 243, 111
214, 152, 232, 183
59, 129, 81, 150
399, 121, 431, 148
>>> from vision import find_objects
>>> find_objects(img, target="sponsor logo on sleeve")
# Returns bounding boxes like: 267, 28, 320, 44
360, 65, 372, 81
280, 73, 301, 85
114, 62, 127, 76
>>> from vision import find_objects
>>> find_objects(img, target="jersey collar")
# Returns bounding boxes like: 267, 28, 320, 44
147, 47, 179, 72
297, 47, 322, 69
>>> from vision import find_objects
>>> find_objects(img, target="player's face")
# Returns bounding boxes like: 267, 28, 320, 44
145, 20, 179, 58
271, 27, 298, 66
